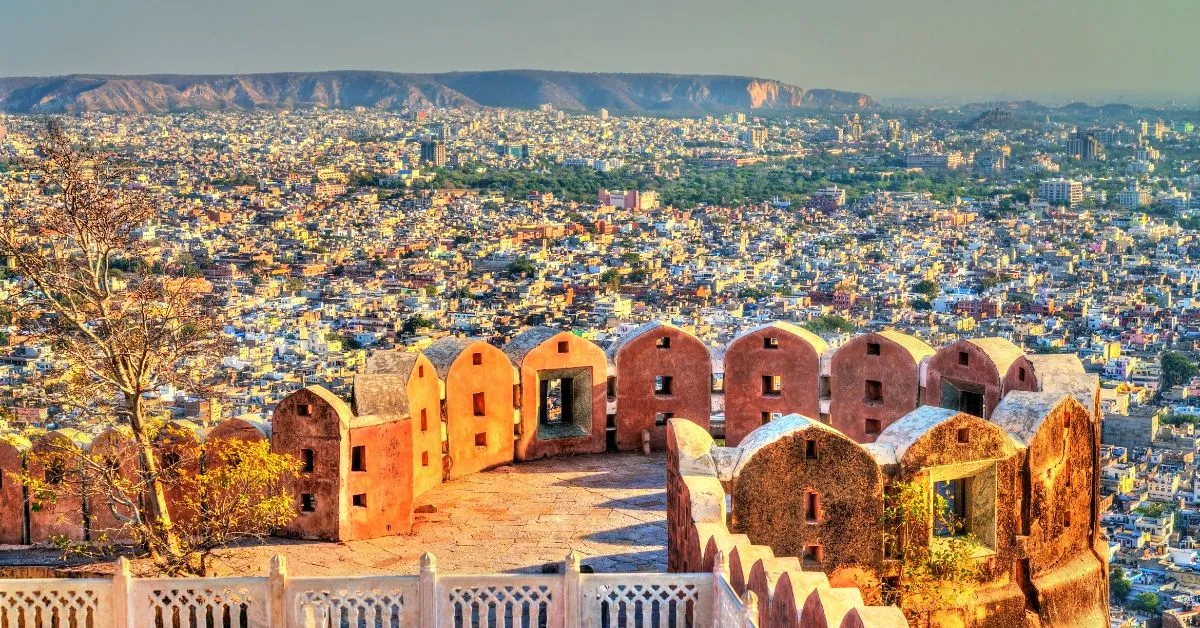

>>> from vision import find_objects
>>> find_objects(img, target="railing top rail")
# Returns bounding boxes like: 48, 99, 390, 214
131, 576, 268, 587
579, 573, 713, 584
0, 577, 113, 586
285, 574, 420, 585
435, 573, 564, 584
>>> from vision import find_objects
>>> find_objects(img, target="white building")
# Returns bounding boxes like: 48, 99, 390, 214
1038, 178, 1083, 207
1117, 182, 1152, 209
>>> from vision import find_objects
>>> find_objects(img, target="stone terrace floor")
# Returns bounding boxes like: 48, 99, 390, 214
208, 451, 669, 577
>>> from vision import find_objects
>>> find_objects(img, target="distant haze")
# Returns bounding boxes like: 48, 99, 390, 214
3, 0, 1198, 102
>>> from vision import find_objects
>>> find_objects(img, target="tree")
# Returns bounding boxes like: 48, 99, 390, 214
1109, 566, 1132, 603
1161, 351, 1198, 390
507, 257, 537, 277
0, 124, 231, 572
19, 429, 298, 575
1131, 591, 1161, 615
882, 481, 981, 622
402, 315, 436, 336
912, 279, 940, 300
803, 314, 855, 335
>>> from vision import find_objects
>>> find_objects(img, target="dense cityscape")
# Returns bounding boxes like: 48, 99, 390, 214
1, 98, 1200, 626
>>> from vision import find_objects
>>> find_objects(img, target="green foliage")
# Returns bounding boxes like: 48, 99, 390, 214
738, 287, 773, 300
882, 481, 981, 619
803, 314, 855, 335
1133, 503, 1167, 518
1109, 566, 1132, 602
402, 315, 436, 336
1163, 413, 1200, 427
1161, 351, 1198, 390
600, 269, 621, 291
507, 257, 537, 277
1131, 592, 1161, 614
912, 279, 940, 299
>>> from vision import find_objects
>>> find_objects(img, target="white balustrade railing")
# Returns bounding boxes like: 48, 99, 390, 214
0, 551, 760, 628
0, 577, 112, 628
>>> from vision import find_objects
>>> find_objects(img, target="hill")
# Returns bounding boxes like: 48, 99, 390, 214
0, 70, 874, 114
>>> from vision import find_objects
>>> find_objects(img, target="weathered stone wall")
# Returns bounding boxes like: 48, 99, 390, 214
730, 417, 885, 576
665, 418, 909, 627
345, 419, 414, 539
271, 386, 350, 541
830, 332, 932, 443
406, 354, 443, 498
723, 323, 826, 446
0, 438, 26, 544
611, 324, 711, 451
511, 330, 608, 460
441, 340, 516, 479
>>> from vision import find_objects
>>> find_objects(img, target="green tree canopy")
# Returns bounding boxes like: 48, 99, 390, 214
1130, 591, 1161, 614
912, 279, 941, 299
1161, 351, 1198, 390
1109, 566, 1132, 603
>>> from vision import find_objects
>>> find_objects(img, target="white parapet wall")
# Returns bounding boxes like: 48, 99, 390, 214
0, 551, 761, 628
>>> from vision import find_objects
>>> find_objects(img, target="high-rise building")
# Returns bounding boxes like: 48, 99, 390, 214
742, 126, 767, 148
420, 140, 447, 167
598, 108, 609, 121
886, 119, 901, 142
1065, 130, 1103, 161
1038, 178, 1083, 207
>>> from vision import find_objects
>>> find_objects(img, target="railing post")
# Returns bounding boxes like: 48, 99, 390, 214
564, 551, 581, 627
269, 554, 288, 628
420, 551, 438, 628
712, 549, 728, 612
740, 590, 758, 627
112, 556, 132, 628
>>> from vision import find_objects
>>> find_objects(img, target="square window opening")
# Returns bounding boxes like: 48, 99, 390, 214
934, 478, 970, 537
296, 403, 312, 417
654, 375, 674, 395
472, 352, 482, 365
655, 412, 674, 427
300, 493, 316, 513
867, 343, 881, 355
557, 340, 569, 353
958, 351, 970, 366
864, 380, 883, 404
762, 375, 782, 396
761, 411, 771, 425
539, 377, 572, 426
764, 337, 780, 349
655, 337, 671, 349
352, 493, 367, 508
866, 419, 882, 436
957, 428, 970, 444
474, 432, 487, 447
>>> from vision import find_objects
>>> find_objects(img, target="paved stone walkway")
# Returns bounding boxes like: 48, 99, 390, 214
210, 451, 669, 577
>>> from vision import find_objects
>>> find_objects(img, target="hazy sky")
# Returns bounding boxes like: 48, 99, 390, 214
2, 0, 1198, 100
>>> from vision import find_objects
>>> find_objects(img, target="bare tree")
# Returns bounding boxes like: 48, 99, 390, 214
0, 122, 230, 570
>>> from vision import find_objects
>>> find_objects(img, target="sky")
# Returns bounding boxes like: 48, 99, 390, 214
2, 0, 1198, 101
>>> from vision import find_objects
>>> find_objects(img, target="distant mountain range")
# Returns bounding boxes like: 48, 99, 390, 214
0, 70, 874, 114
